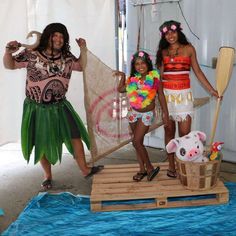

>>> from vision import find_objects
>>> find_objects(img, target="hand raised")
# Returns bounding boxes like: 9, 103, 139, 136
75, 38, 86, 48
112, 70, 126, 78
6, 41, 20, 54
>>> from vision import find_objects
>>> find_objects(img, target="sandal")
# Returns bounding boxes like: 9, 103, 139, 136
133, 171, 147, 182
41, 179, 52, 190
167, 169, 177, 178
147, 166, 160, 181
85, 165, 104, 179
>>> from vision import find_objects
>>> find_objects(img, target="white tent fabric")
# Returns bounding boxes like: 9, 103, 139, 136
0, 0, 116, 145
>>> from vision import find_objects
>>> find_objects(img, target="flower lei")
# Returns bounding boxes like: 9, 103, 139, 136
126, 70, 160, 110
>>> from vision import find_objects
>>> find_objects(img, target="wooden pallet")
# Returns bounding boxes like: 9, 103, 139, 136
90, 162, 229, 212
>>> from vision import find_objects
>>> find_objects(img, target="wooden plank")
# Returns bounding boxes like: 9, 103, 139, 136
91, 194, 228, 212
90, 163, 229, 212
103, 162, 168, 169
91, 192, 160, 201
95, 202, 158, 212
91, 182, 227, 198
91, 185, 228, 202
156, 184, 228, 198
217, 192, 229, 203
91, 182, 182, 194
92, 172, 176, 184
90, 201, 102, 211
165, 197, 227, 208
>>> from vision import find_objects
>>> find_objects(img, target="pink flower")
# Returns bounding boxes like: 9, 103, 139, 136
131, 55, 134, 61
171, 25, 177, 30
162, 27, 168, 33
130, 77, 139, 82
129, 115, 134, 121
138, 51, 144, 57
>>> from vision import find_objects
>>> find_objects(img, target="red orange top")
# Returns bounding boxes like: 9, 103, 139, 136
162, 56, 191, 90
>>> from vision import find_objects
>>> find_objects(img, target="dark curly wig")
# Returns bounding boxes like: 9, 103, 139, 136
36, 23, 71, 57
130, 51, 153, 76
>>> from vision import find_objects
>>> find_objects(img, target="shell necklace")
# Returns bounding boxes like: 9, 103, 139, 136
167, 47, 179, 62
43, 51, 65, 75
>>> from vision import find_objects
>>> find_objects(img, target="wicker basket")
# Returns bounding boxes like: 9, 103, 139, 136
175, 153, 222, 191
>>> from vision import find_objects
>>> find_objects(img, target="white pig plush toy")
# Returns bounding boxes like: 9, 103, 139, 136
166, 131, 209, 162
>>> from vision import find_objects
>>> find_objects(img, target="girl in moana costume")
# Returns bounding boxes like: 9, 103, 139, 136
156, 20, 219, 178
115, 51, 169, 182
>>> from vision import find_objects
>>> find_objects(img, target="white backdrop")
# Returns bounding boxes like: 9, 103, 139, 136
0, 0, 116, 145
126, 0, 236, 161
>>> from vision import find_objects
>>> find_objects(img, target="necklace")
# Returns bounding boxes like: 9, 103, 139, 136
167, 47, 179, 62
42, 51, 65, 75
126, 70, 160, 110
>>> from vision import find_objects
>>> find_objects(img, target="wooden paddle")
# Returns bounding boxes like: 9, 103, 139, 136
209, 46, 235, 146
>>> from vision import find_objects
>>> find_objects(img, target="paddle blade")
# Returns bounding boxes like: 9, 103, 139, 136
215, 47, 235, 96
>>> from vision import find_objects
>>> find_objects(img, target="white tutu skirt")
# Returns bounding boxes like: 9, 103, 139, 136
164, 88, 194, 121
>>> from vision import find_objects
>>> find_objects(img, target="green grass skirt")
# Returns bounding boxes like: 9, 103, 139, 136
21, 98, 90, 164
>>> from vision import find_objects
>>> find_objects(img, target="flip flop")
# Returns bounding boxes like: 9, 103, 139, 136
85, 165, 104, 179
147, 166, 160, 181
133, 171, 147, 182
41, 179, 52, 190
167, 169, 177, 178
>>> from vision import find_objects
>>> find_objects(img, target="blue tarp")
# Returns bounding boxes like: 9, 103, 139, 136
3, 183, 236, 236
0, 209, 4, 216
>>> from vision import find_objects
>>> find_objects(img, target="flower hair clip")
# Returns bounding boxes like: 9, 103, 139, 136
170, 24, 177, 30
162, 27, 168, 33
131, 51, 145, 61
131, 51, 151, 62
138, 51, 144, 57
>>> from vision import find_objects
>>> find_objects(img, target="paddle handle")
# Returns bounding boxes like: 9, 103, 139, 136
209, 98, 221, 146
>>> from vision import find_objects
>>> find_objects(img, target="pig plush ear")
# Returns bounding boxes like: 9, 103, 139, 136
166, 139, 180, 153
189, 131, 206, 142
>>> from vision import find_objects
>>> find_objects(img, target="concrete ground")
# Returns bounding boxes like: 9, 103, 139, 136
0, 143, 236, 233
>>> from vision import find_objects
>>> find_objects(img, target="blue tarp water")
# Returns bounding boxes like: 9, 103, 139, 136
0, 209, 4, 216
3, 182, 236, 236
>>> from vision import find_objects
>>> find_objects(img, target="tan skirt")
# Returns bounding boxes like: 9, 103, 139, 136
164, 88, 194, 121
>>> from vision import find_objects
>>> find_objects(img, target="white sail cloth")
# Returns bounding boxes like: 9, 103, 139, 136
81, 49, 163, 162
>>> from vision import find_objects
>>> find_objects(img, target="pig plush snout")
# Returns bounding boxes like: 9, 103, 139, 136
187, 148, 200, 160
166, 131, 208, 162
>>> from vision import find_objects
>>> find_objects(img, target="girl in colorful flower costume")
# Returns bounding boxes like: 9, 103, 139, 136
156, 20, 219, 178
3, 23, 103, 189
114, 51, 169, 181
